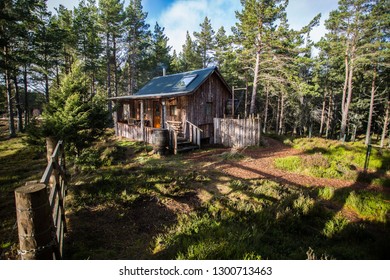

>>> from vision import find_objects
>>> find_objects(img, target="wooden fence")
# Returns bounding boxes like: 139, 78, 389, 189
214, 116, 261, 148
116, 122, 153, 144
14, 140, 67, 260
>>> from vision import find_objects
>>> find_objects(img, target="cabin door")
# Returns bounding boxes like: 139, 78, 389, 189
153, 101, 161, 128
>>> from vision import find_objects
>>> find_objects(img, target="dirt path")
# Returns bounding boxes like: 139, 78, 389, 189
188, 137, 385, 192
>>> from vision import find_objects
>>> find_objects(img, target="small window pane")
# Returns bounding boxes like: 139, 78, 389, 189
174, 74, 197, 88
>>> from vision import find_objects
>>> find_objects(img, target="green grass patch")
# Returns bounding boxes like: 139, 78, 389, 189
318, 187, 335, 200
345, 191, 390, 223
273, 137, 389, 185
274, 156, 302, 171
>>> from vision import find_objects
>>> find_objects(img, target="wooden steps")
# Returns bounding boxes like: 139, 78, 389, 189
176, 138, 199, 153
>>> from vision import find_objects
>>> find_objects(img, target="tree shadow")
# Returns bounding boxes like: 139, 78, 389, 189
63, 140, 390, 260
64, 194, 177, 259
154, 145, 390, 260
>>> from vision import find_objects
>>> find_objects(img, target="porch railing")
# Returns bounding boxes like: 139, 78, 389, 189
186, 120, 203, 148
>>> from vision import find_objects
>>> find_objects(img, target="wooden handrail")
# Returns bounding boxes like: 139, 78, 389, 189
186, 121, 202, 148
186, 120, 203, 132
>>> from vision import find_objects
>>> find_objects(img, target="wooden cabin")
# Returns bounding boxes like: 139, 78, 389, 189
111, 66, 232, 152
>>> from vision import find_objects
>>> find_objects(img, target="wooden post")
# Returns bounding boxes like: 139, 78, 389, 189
173, 131, 178, 155
15, 183, 54, 260
46, 137, 57, 188
140, 100, 144, 141
161, 99, 167, 129
232, 86, 235, 118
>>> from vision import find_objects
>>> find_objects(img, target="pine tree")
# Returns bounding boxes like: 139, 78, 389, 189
234, 0, 288, 114
74, 0, 103, 95
99, 0, 124, 113
180, 31, 202, 71
42, 60, 109, 156
124, 0, 150, 94
193, 16, 215, 68
215, 26, 240, 86
149, 22, 172, 77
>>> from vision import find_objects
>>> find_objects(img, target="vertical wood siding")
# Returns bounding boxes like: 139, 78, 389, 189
214, 117, 261, 148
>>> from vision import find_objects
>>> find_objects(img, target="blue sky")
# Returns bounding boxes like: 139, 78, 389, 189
47, 0, 339, 54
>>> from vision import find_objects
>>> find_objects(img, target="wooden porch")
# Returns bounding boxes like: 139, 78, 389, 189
115, 121, 202, 154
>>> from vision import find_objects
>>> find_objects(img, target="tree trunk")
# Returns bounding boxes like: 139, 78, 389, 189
340, 53, 355, 141
341, 49, 349, 115
263, 82, 269, 134
4, 45, 16, 137
380, 100, 389, 148
325, 90, 333, 139
113, 35, 118, 98
6, 73, 16, 137
44, 51, 50, 102
13, 75, 23, 132
250, 50, 260, 115
319, 87, 327, 136
106, 32, 112, 115
276, 93, 280, 134
23, 64, 29, 125
278, 92, 284, 135
365, 67, 376, 145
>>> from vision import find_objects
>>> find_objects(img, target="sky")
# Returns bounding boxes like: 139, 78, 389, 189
47, 0, 340, 54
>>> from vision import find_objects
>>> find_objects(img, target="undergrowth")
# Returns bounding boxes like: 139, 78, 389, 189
2, 126, 389, 260
274, 137, 390, 185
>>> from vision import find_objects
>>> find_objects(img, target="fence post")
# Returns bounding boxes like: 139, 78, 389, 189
15, 183, 53, 260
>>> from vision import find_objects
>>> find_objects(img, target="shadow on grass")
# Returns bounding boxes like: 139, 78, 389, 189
64, 138, 390, 260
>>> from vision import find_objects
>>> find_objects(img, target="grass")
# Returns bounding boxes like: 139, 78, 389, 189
274, 137, 390, 186
1, 125, 389, 260
0, 121, 46, 259
345, 191, 390, 223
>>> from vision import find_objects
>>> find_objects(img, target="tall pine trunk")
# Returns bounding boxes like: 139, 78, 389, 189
340, 52, 355, 141
13, 75, 23, 132
23, 64, 29, 126
113, 35, 118, 97
380, 100, 389, 148
276, 94, 280, 134
278, 92, 284, 135
365, 67, 376, 145
319, 87, 327, 136
250, 50, 260, 115
325, 91, 333, 139
263, 82, 269, 134
4, 46, 16, 137
43, 51, 49, 102
106, 32, 112, 115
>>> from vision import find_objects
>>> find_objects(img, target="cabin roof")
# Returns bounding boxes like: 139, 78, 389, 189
110, 66, 230, 100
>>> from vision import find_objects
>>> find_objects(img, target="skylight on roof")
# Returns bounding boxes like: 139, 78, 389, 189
174, 74, 197, 89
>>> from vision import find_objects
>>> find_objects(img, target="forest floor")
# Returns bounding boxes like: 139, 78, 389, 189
190, 137, 388, 190
1, 123, 389, 259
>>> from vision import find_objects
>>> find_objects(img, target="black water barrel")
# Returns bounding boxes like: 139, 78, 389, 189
152, 129, 169, 155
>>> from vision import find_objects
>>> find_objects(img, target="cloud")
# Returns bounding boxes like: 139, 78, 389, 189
156, 0, 242, 54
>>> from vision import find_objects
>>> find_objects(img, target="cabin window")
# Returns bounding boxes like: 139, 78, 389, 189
206, 102, 213, 116
174, 74, 197, 89
129, 102, 136, 119
170, 105, 177, 116
123, 104, 130, 121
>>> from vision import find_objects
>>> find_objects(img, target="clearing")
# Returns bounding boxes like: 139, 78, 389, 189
1, 126, 389, 259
